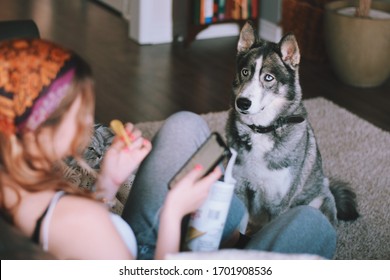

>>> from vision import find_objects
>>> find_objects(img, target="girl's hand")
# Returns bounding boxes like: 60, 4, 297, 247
155, 165, 222, 259
164, 165, 223, 219
96, 123, 152, 200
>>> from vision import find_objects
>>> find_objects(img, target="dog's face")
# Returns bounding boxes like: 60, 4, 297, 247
233, 22, 302, 127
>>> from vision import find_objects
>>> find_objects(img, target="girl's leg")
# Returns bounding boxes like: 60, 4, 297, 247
122, 111, 244, 259
244, 205, 337, 259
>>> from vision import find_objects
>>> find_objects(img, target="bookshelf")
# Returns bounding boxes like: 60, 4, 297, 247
175, 0, 260, 45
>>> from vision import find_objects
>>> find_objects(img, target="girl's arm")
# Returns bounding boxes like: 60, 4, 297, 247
155, 166, 222, 260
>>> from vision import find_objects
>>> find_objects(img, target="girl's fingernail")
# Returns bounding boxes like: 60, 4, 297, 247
129, 133, 136, 141
194, 164, 203, 171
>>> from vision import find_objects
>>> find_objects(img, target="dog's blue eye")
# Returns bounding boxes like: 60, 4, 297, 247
264, 74, 274, 82
241, 68, 250, 77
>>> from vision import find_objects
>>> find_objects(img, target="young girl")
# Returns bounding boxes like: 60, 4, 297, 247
0, 38, 222, 259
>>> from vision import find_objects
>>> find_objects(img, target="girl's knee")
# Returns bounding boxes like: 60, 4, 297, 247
161, 111, 210, 141
247, 206, 337, 259
289, 206, 337, 253
289, 206, 335, 232
165, 111, 207, 129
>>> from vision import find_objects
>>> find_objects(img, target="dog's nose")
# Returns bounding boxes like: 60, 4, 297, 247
236, 98, 252, 111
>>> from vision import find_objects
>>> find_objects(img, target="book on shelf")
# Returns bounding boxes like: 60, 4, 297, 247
204, 0, 214, 23
218, 0, 226, 20
192, 0, 259, 25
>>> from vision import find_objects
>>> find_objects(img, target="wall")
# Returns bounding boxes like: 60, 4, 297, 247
261, 0, 282, 23
129, 0, 173, 44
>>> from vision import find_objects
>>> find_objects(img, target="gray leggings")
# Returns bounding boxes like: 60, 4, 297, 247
121, 112, 336, 260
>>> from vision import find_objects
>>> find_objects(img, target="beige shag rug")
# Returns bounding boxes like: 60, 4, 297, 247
65, 97, 390, 260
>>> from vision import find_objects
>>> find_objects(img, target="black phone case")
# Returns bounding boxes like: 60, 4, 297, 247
168, 132, 230, 189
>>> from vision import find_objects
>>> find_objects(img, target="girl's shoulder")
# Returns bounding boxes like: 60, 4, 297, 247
56, 193, 106, 219
47, 194, 133, 259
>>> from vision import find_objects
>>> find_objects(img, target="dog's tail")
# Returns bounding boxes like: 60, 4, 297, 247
330, 180, 359, 221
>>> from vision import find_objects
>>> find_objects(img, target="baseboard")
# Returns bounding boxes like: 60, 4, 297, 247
95, 0, 123, 14
195, 23, 240, 40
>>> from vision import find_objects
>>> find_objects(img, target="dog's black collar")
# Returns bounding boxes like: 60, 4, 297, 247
248, 115, 305, 134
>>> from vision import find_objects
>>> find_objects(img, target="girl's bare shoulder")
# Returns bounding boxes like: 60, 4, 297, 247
48, 195, 132, 259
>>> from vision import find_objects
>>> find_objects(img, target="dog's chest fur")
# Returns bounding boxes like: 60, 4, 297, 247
234, 127, 292, 205
228, 119, 299, 219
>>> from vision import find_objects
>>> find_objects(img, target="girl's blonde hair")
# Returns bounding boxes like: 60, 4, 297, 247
0, 53, 96, 223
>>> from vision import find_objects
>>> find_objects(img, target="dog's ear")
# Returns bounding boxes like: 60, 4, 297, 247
237, 21, 257, 53
279, 34, 300, 68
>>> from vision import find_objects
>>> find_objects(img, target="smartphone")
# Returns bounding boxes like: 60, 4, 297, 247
168, 132, 231, 189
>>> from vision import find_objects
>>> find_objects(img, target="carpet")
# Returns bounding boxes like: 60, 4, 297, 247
134, 97, 390, 260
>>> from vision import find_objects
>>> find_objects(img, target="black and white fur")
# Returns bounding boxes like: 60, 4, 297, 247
226, 22, 358, 234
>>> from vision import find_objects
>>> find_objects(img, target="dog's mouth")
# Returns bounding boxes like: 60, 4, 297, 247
236, 108, 265, 115
238, 109, 249, 115
235, 105, 265, 116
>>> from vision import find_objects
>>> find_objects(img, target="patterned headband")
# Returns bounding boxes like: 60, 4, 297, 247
0, 39, 77, 135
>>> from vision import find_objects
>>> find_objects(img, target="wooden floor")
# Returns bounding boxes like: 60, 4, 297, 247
1, 0, 389, 131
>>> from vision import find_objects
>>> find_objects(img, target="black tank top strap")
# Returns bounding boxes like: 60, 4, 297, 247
31, 191, 67, 245
31, 205, 50, 244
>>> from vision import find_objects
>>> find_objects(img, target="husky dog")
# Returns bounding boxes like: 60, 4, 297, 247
226, 22, 359, 233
